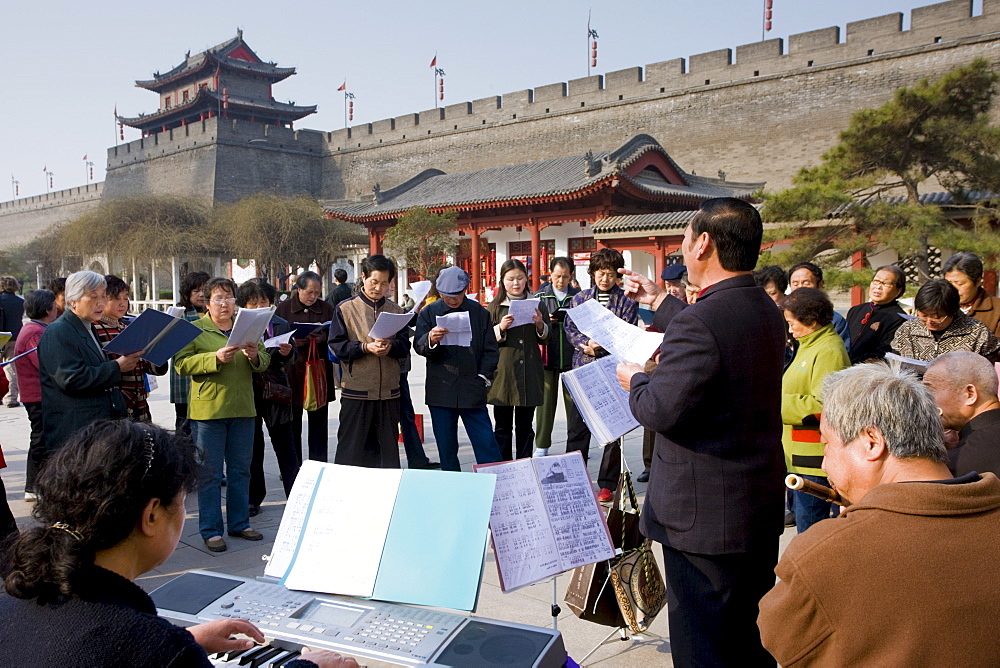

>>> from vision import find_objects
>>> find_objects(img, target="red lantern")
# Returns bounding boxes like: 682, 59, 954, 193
119, 123, 124, 140
49, 176, 53, 188
765, 20, 772, 30
765, 10, 772, 19
591, 41, 597, 49
766, 0, 772, 7
591, 58, 597, 67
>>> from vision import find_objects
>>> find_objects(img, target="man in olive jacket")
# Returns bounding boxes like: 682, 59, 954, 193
414, 266, 501, 471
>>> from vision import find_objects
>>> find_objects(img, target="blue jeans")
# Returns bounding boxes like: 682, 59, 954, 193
428, 406, 501, 471
794, 473, 837, 533
193, 417, 254, 540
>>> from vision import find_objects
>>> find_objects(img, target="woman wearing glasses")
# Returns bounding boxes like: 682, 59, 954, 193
845, 265, 907, 364
891, 279, 1000, 362
174, 277, 270, 553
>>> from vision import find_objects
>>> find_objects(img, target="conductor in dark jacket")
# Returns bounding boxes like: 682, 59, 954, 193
617, 198, 787, 667
414, 266, 502, 471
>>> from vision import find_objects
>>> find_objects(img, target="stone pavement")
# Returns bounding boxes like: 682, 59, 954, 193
0, 355, 795, 666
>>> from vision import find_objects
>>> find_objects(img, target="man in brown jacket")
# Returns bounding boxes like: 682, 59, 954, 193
328, 255, 409, 468
758, 362, 1000, 666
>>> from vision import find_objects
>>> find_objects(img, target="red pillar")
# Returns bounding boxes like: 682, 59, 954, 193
530, 221, 541, 293
653, 241, 666, 287
369, 227, 382, 255
471, 225, 481, 302
851, 251, 865, 307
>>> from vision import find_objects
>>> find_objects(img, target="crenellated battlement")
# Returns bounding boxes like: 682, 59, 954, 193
320, 0, 1000, 152
0, 182, 103, 216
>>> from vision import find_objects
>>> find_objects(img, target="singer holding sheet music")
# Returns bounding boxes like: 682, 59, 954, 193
37, 271, 143, 455
174, 277, 270, 553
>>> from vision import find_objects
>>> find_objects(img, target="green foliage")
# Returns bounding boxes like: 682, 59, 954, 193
760, 59, 1000, 284
383, 207, 459, 279
213, 193, 366, 278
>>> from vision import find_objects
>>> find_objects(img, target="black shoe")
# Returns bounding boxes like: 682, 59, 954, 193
248, 505, 260, 517
784, 512, 796, 528
413, 461, 441, 469
636, 470, 650, 483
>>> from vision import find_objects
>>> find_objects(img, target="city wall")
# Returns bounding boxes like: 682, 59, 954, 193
0, 183, 103, 248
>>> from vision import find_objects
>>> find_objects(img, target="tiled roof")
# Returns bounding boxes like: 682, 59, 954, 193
324, 135, 762, 221
135, 35, 295, 89
119, 88, 316, 126
826, 191, 997, 216
592, 210, 698, 234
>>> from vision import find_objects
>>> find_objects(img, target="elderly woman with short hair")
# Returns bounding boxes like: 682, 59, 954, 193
892, 279, 1000, 362
37, 271, 142, 455
14, 289, 59, 500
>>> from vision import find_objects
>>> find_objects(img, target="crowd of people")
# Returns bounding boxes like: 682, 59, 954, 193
1, 195, 999, 664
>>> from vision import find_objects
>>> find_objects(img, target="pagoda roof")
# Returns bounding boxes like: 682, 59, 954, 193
118, 87, 316, 128
324, 135, 762, 222
136, 32, 296, 91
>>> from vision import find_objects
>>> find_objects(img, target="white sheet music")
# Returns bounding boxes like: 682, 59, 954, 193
264, 461, 321, 580
166, 306, 186, 319
262, 330, 294, 349
407, 281, 432, 312
228, 306, 276, 347
562, 355, 640, 444
566, 299, 663, 364
476, 453, 615, 592
280, 465, 403, 597
368, 311, 414, 340
507, 298, 541, 328
436, 311, 473, 346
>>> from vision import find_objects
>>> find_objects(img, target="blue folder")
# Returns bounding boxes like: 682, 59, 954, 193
102, 308, 202, 367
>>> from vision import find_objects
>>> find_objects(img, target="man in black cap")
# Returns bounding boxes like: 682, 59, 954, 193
414, 266, 503, 471
661, 264, 687, 303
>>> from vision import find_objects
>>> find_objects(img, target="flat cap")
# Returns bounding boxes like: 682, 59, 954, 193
435, 266, 470, 295
661, 264, 687, 281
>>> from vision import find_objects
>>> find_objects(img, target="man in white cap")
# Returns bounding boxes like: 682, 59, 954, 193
414, 266, 503, 471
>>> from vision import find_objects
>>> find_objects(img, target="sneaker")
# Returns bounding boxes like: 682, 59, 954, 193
532, 447, 550, 458
228, 528, 264, 541
597, 488, 614, 503
784, 512, 796, 528
205, 536, 227, 552
636, 470, 650, 483
24, 491, 37, 502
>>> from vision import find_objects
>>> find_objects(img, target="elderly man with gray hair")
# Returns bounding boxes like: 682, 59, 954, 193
924, 350, 1000, 477
758, 362, 1000, 666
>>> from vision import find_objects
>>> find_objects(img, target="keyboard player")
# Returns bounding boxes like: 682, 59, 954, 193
0, 420, 356, 668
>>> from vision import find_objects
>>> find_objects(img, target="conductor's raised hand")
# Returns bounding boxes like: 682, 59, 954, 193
429, 326, 448, 345
187, 618, 265, 654
616, 360, 644, 391
116, 351, 143, 373
300, 647, 362, 668
215, 345, 239, 364
619, 268, 665, 309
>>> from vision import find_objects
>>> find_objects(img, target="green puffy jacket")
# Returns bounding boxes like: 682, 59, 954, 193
173, 315, 270, 421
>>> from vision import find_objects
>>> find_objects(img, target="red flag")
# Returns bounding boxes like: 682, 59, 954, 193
337, 81, 346, 91
82, 154, 87, 161
429, 55, 437, 68
42, 165, 46, 172
114, 105, 117, 116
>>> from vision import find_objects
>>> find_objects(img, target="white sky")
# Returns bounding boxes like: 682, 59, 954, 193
0, 0, 978, 200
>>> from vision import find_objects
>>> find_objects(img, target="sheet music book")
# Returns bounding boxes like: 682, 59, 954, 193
561, 355, 640, 445
566, 299, 663, 364
265, 461, 496, 611
474, 452, 615, 593
227, 306, 275, 347
436, 311, 473, 346
101, 308, 202, 367
507, 298, 541, 328
290, 321, 331, 339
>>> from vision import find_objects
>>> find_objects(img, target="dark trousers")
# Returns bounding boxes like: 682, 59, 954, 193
566, 400, 621, 490
399, 373, 431, 467
291, 404, 329, 463
335, 398, 401, 468
23, 402, 47, 493
0, 476, 17, 546
642, 428, 655, 473
493, 405, 536, 461
250, 413, 302, 508
174, 403, 191, 438
660, 542, 779, 668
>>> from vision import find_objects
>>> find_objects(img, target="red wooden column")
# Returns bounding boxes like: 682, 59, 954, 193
850, 251, 865, 306
530, 220, 541, 292
368, 225, 381, 255
470, 224, 481, 302
653, 239, 666, 286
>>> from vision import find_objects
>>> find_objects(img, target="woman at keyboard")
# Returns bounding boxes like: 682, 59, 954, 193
0, 419, 357, 668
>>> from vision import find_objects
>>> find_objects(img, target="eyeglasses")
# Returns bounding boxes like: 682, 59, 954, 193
210, 297, 236, 305
916, 313, 950, 325
870, 278, 896, 288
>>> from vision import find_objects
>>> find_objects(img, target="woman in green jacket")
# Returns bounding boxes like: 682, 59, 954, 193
174, 277, 270, 553
780, 287, 850, 533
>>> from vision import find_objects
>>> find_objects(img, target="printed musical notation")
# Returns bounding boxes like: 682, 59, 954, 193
561, 355, 640, 445
565, 299, 663, 364
474, 453, 615, 592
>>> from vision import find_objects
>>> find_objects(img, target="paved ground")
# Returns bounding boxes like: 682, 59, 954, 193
0, 355, 795, 666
